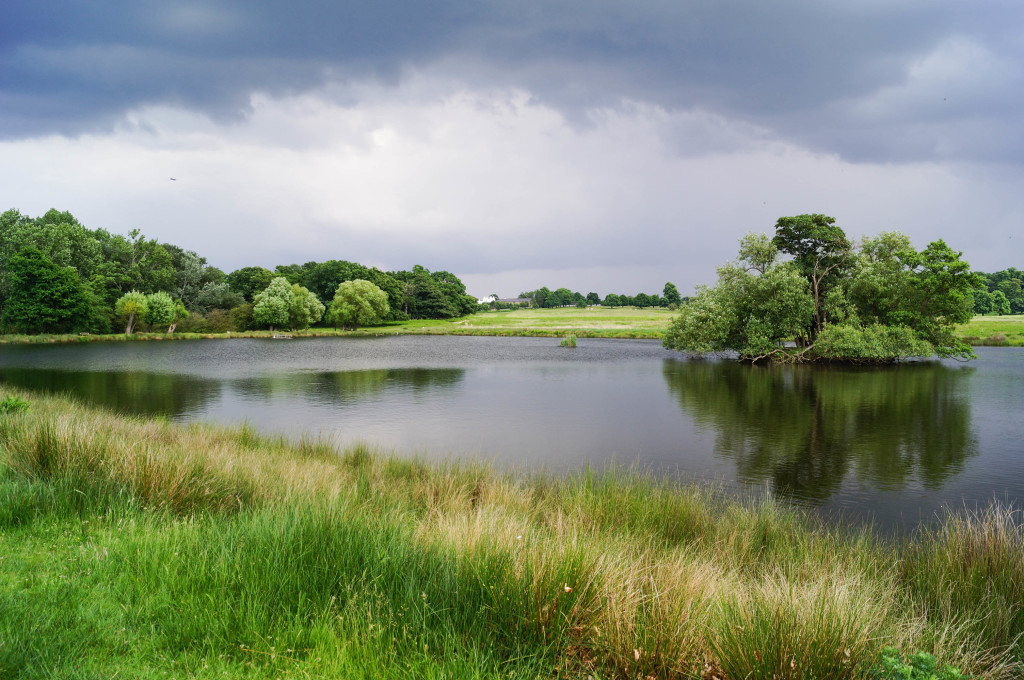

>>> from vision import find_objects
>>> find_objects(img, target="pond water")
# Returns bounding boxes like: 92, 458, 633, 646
1, 335, 1021, 529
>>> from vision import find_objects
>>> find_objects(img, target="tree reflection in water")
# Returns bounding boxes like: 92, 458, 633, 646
231, 368, 465, 404
662, 360, 978, 504
0, 367, 221, 419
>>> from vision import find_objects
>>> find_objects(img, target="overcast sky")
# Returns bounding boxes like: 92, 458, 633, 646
2, 1, 1022, 297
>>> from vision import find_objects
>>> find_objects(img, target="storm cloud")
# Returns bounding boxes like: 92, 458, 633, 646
1, 0, 1021, 294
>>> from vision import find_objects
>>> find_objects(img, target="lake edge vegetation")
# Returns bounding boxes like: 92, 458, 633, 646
1, 388, 1021, 679
663, 214, 988, 364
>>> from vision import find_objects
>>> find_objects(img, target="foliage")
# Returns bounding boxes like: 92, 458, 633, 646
143, 291, 175, 327
0, 247, 89, 334
329, 279, 390, 330
559, 333, 577, 347
251, 277, 293, 330
288, 282, 325, 330
867, 648, 966, 680
665, 216, 979, 363
662, 281, 682, 306
114, 290, 148, 334
225, 266, 275, 302
0, 395, 30, 414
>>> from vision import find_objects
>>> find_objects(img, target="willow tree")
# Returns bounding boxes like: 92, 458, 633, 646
664, 216, 978, 363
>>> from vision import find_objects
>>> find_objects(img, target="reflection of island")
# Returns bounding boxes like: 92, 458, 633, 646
662, 360, 977, 504
231, 368, 466, 404
0, 368, 221, 418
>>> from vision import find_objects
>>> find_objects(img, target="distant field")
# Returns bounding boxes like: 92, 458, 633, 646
958, 314, 1024, 346
389, 306, 675, 338
3, 309, 1020, 346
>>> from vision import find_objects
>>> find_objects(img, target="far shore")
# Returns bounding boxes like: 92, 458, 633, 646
1, 307, 1021, 347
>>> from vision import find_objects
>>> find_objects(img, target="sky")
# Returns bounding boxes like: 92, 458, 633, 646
1, 1, 1022, 298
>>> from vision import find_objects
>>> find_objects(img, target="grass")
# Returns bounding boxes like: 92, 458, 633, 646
957, 314, 1024, 347
1, 388, 1022, 678
3, 309, 1021, 347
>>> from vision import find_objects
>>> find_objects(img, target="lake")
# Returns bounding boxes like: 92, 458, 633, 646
1, 335, 1021, 529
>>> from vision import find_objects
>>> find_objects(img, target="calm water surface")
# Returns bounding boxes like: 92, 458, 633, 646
1, 336, 1021, 529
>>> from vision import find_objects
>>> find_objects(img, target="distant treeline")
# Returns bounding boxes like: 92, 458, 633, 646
0, 208, 477, 335
973, 268, 1023, 315
512, 282, 685, 309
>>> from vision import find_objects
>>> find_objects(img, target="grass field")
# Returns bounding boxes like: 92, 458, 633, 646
957, 314, 1024, 346
388, 306, 676, 338
1, 388, 1021, 678
2, 308, 1022, 347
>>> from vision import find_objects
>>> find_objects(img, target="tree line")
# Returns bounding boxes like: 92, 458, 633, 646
0, 208, 477, 335
972, 267, 1023, 315
514, 283, 684, 309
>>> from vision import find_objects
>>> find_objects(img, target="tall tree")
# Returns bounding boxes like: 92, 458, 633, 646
1, 247, 89, 334
329, 279, 390, 330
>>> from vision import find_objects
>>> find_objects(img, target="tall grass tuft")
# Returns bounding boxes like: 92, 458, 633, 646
1, 386, 1023, 678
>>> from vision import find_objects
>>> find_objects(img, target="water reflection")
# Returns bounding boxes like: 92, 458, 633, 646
662, 360, 978, 504
230, 368, 465, 403
0, 367, 221, 418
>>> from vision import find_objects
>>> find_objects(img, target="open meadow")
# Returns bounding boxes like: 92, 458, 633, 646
957, 314, 1024, 346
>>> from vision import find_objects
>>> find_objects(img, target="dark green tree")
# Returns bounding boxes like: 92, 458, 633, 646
2, 247, 89, 334
226, 266, 275, 302
662, 282, 682, 306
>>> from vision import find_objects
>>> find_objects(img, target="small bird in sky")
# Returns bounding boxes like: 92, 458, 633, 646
170, 177, 177, 181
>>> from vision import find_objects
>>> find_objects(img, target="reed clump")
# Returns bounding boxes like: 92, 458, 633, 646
1, 387, 1021, 679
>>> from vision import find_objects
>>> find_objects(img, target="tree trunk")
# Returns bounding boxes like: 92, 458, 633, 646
125, 312, 135, 334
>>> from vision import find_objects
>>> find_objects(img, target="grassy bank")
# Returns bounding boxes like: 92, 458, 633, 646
957, 315, 1024, 347
1, 390, 1021, 678
3, 309, 1022, 347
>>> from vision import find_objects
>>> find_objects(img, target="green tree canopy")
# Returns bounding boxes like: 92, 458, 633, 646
226, 266, 275, 302
289, 283, 325, 330
662, 282, 682, 306
1, 247, 89, 334
251, 277, 293, 330
329, 279, 390, 330
144, 291, 176, 328
665, 218, 979, 363
114, 290, 149, 334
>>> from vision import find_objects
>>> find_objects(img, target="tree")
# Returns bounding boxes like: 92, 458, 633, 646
144, 292, 176, 328
772, 214, 852, 343
662, 282, 682, 306
194, 282, 244, 313
329, 279, 390, 330
226, 266, 275, 302
1, 247, 89, 334
114, 290, 149, 334
289, 283, 325, 330
252, 277, 293, 330
992, 290, 1012, 316
603, 293, 621, 307
586, 292, 601, 305
664, 222, 978, 363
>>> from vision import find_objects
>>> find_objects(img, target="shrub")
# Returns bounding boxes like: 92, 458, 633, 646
0, 396, 30, 414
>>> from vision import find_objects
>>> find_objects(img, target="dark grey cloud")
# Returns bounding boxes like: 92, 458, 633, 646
2, 0, 1022, 164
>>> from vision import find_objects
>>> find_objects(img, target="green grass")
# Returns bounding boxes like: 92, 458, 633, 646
957, 314, 1024, 346
1, 388, 1022, 678
6, 309, 1021, 347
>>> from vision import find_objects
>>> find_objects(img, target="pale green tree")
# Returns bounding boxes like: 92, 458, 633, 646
289, 283, 325, 330
144, 291, 175, 329
252, 277, 293, 330
329, 279, 390, 330
114, 290, 148, 334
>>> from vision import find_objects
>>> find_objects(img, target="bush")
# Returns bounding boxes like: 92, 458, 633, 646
867, 648, 966, 680
0, 396, 30, 414
204, 309, 234, 333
